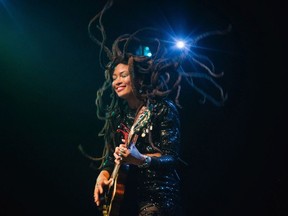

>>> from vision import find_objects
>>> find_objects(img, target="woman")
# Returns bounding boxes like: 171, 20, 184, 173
87, 1, 228, 215
93, 58, 182, 215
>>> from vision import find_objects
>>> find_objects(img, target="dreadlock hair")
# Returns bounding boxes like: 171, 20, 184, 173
92, 31, 184, 167
80, 0, 230, 168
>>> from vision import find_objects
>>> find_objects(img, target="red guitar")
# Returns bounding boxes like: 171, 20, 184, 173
101, 106, 151, 216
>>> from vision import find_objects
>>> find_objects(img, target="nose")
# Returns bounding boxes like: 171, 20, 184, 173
112, 77, 122, 86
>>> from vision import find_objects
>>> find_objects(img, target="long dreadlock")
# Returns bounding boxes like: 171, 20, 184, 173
80, 0, 230, 168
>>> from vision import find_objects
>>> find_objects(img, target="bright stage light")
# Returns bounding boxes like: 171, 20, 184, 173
176, 40, 185, 49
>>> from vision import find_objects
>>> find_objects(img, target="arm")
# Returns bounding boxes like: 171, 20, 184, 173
145, 100, 181, 169
94, 170, 112, 206
105, 100, 181, 169
119, 100, 181, 168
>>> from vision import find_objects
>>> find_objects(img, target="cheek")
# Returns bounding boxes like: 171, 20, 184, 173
126, 80, 133, 91
125, 77, 132, 86
111, 81, 115, 88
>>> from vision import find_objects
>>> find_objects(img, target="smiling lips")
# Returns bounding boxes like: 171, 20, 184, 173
116, 86, 126, 92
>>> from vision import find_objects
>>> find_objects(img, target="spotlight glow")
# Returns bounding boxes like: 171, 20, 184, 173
176, 40, 185, 49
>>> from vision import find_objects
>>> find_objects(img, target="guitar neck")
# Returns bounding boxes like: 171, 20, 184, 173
108, 105, 147, 184
102, 106, 149, 216
110, 134, 133, 182
111, 163, 121, 181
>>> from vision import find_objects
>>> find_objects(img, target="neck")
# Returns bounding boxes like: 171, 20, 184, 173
127, 97, 143, 110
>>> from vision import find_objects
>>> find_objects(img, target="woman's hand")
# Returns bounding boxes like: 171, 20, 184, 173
114, 139, 145, 166
94, 170, 112, 206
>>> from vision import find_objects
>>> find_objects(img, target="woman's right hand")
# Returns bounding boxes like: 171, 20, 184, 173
94, 170, 112, 206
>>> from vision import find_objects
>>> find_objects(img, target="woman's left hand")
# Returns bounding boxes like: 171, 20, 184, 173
114, 139, 145, 166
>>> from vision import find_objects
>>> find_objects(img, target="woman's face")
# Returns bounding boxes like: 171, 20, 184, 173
112, 63, 134, 100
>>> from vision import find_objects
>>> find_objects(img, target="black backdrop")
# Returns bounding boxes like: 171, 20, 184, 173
1, 0, 286, 215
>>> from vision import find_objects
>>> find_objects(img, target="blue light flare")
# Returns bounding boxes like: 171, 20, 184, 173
176, 40, 185, 49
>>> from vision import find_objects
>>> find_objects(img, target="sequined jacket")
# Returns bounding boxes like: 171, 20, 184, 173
102, 99, 181, 214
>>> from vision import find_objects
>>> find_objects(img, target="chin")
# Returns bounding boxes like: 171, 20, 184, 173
116, 90, 134, 100
117, 92, 128, 99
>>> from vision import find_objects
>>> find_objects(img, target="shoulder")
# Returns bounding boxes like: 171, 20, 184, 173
153, 99, 179, 113
163, 99, 179, 115
151, 99, 180, 120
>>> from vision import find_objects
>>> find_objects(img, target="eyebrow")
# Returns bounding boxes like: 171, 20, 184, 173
113, 71, 128, 76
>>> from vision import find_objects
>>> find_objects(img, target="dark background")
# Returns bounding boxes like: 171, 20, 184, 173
1, 0, 286, 215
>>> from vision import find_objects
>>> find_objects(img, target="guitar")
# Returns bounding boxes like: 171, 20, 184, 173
101, 105, 151, 216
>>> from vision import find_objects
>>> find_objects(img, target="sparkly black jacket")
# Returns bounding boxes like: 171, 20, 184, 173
102, 99, 181, 214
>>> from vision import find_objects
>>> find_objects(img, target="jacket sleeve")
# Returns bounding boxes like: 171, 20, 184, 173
149, 100, 181, 169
